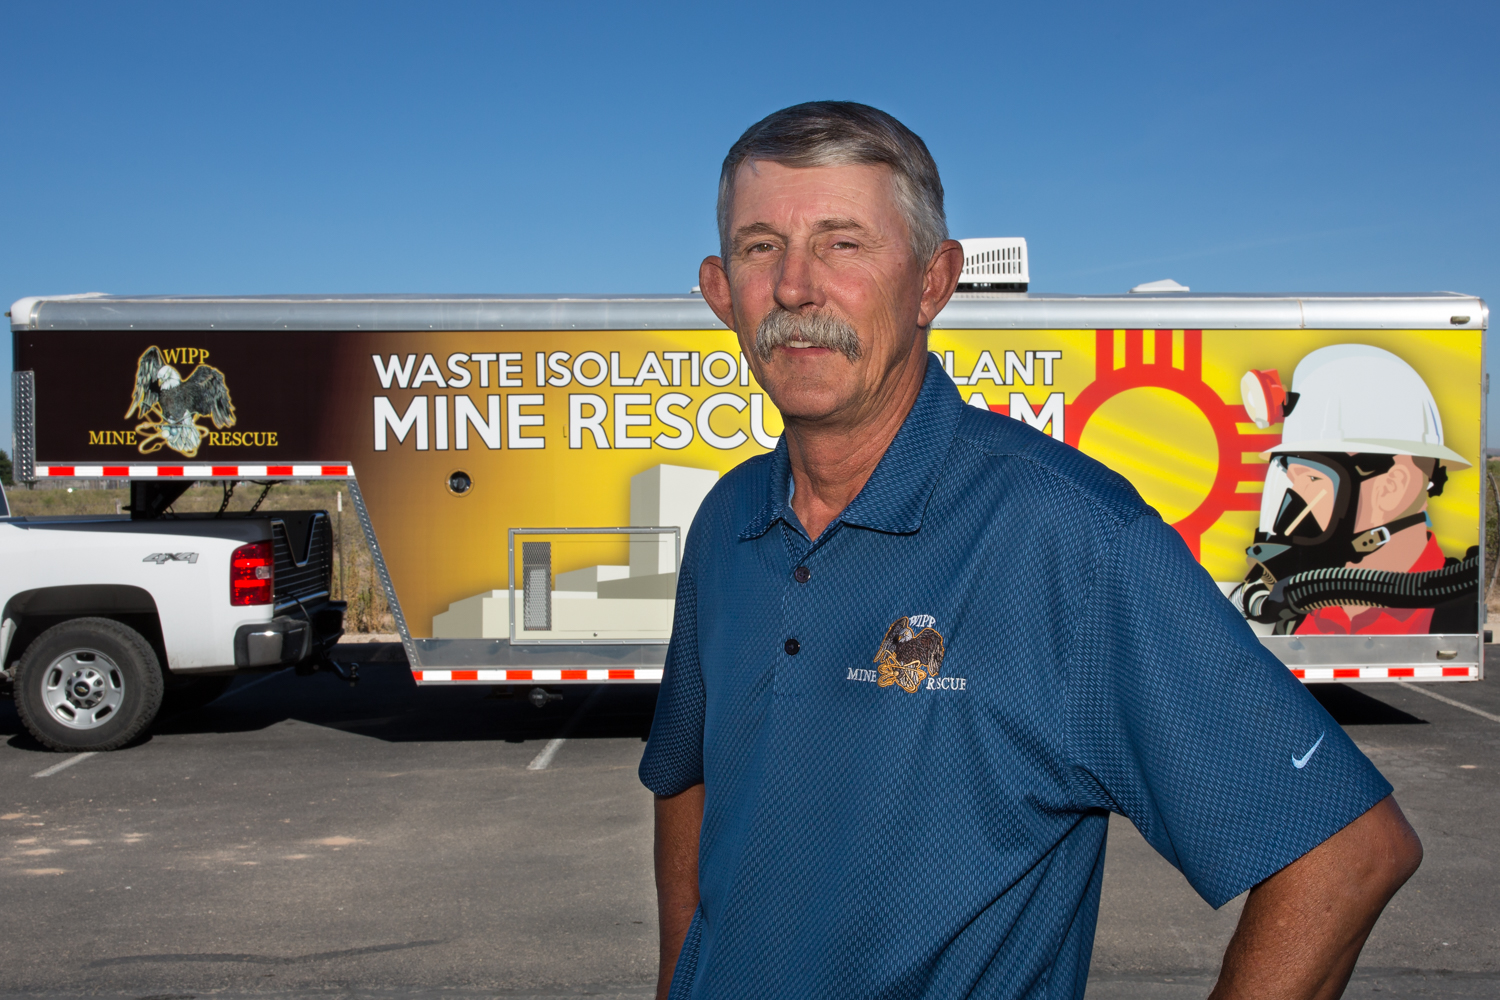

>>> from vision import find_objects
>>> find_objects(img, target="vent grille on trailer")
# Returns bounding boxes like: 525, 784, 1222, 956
523, 541, 553, 630
957, 237, 1029, 292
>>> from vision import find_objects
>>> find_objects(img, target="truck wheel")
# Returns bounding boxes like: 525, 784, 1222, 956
13, 618, 165, 752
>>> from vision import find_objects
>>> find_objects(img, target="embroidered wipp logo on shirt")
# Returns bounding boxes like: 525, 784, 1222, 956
1292, 731, 1326, 770
868, 616, 946, 693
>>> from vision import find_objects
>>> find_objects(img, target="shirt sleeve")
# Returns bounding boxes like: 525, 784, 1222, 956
639, 534, 706, 797
1064, 513, 1393, 907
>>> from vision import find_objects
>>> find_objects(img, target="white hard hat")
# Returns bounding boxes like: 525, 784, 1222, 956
1262, 344, 1470, 468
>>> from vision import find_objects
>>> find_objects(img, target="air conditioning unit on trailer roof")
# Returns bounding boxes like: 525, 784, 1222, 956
957, 237, 1028, 293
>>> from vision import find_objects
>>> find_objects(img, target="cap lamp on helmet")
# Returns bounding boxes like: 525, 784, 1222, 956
1240, 368, 1288, 429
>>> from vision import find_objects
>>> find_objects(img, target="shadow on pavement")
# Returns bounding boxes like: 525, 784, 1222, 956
1, 642, 660, 749
3, 645, 1453, 751
1309, 683, 1428, 726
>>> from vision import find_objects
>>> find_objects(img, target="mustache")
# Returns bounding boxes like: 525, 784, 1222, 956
753, 308, 862, 362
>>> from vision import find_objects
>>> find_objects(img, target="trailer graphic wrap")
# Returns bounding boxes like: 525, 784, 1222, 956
15, 322, 1481, 651
929, 328, 1480, 639
20, 331, 318, 460
339, 330, 784, 643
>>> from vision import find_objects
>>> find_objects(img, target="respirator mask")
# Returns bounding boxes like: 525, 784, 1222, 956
1247, 452, 1413, 583
1236, 452, 1460, 627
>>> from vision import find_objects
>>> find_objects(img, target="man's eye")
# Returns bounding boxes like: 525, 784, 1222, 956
746, 242, 777, 254
831, 240, 857, 250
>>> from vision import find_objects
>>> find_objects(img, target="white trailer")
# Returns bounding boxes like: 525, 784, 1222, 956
10, 279, 1487, 694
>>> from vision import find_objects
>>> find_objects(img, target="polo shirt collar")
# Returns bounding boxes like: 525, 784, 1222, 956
739, 352, 964, 540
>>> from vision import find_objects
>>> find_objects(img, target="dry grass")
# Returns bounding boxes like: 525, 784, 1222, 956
1487, 460, 1500, 618
5, 480, 393, 633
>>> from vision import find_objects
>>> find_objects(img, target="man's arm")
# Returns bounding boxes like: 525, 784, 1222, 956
1209, 795, 1422, 1000
654, 783, 705, 1000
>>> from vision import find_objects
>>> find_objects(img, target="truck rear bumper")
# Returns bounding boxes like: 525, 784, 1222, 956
234, 600, 346, 668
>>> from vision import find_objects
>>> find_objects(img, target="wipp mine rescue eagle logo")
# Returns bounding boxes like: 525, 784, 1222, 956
124, 346, 237, 458
874, 616, 946, 693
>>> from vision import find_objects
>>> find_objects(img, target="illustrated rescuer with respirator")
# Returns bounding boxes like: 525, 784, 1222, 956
1235, 343, 1478, 635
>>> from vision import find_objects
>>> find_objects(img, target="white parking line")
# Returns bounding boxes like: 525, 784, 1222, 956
33, 753, 97, 778
527, 687, 607, 771
1395, 682, 1500, 724
527, 738, 567, 771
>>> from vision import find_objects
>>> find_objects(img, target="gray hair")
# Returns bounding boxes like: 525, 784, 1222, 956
716, 101, 948, 268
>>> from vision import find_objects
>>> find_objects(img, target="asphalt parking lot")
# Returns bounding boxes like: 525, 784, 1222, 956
2, 645, 1497, 1000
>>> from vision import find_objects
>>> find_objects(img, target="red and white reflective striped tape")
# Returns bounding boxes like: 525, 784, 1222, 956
36, 464, 353, 478
1291, 665, 1477, 681
414, 668, 663, 683
415, 664, 1474, 684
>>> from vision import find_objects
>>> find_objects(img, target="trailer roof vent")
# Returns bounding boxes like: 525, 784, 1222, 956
1129, 278, 1190, 293
957, 237, 1028, 293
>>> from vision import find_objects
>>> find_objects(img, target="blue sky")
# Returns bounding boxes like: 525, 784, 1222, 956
3, 0, 1497, 453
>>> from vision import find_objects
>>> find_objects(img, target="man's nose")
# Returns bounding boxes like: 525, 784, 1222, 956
773, 244, 822, 313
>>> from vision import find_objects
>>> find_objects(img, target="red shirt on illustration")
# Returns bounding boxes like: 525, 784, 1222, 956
1295, 533, 1446, 636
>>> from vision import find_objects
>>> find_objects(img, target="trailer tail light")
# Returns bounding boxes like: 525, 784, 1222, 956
230, 540, 274, 606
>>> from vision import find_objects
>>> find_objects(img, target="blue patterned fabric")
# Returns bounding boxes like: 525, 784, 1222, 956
640, 352, 1392, 1000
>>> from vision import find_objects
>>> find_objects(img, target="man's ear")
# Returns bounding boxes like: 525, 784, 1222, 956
699, 256, 736, 331
1372, 462, 1415, 520
918, 239, 965, 329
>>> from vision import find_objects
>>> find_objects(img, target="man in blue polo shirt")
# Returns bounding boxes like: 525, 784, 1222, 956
640, 102, 1422, 1000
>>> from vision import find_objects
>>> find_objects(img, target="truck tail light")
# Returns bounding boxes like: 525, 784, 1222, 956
230, 540, 274, 606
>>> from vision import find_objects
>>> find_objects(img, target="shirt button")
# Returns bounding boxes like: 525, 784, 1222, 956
793, 566, 811, 583
784, 638, 800, 656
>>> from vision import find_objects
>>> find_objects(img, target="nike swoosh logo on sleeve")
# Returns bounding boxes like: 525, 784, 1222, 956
1292, 732, 1326, 769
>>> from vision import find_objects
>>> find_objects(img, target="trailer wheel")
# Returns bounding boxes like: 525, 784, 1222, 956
14, 618, 165, 752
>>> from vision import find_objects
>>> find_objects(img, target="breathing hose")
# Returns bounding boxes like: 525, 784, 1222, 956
1248, 553, 1479, 622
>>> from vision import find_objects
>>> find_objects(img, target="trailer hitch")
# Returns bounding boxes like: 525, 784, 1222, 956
296, 656, 360, 686
483, 685, 562, 707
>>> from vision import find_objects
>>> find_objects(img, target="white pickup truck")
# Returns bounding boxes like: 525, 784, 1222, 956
0, 479, 346, 751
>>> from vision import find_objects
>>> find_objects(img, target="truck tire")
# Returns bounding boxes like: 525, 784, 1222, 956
13, 618, 165, 752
